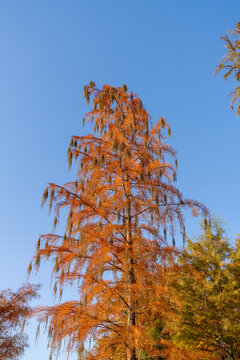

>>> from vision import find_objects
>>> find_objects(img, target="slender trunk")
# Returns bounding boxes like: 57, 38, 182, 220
126, 201, 136, 360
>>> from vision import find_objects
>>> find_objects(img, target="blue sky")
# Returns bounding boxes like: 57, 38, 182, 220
0, 1, 240, 359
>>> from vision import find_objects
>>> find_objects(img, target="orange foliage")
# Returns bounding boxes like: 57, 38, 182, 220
0, 284, 38, 359
31, 83, 207, 359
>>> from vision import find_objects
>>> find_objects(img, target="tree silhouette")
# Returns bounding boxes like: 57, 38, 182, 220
31, 82, 207, 360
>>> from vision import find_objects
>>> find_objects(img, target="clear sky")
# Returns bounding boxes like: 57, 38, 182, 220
1, 1, 240, 359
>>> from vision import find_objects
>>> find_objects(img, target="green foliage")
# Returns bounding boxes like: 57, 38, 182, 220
146, 320, 166, 360
172, 219, 240, 359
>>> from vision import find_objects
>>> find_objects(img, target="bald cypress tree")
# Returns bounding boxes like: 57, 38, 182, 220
31, 82, 207, 360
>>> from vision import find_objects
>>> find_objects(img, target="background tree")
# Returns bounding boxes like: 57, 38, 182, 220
0, 284, 38, 360
225, 235, 240, 357
216, 21, 240, 114
171, 220, 240, 359
31, 82, 207, 360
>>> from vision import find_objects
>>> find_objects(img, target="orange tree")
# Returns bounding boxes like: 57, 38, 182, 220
30, 82, 207, 360
0, 284, 38, 360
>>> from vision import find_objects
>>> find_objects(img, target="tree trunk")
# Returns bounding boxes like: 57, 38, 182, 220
126, 201, 136, 360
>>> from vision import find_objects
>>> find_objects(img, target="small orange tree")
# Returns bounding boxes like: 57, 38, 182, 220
0, 284, 38, 360
31, 82, 207, 360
